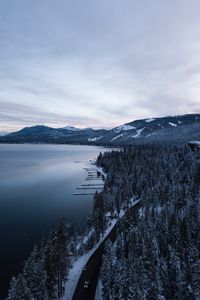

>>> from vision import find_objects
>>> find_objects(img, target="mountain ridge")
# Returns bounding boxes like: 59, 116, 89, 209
1, 113, 200, 145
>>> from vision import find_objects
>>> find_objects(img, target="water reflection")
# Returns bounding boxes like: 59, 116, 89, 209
0, 144, 107, 298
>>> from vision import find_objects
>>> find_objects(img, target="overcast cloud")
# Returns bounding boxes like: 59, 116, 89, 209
0, 0, 200, 131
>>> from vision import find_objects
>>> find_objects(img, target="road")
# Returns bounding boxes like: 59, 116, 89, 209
72, 201, 141, 300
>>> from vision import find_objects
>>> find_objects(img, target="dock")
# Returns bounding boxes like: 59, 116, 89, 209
74, 193, 95, 196
81, 184, 104, 187
76, 187, 102, 190
73, 162, 105, 196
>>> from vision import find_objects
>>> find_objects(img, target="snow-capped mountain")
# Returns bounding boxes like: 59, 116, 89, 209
93, 114, 200, 145
0, 114, 200, 145
0, 131, 9, 136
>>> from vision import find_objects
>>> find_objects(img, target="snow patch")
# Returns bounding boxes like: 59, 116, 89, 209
139, 207, 145, 218
83, 229, 95, 244
88, 136, 103, 142
87, 161, 107, 178
145, 118, 155, 123
189, 141, 200, 146
168, 122, 177, 127
115, 125, 136, 132
95, 279, 103, 300
146, 132, 156, 138
132, 127, 145, 138
111, 133, 123, 142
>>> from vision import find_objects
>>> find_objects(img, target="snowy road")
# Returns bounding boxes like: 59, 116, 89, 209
72, 200, 141, 300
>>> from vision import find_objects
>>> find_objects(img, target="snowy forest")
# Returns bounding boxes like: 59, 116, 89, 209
7, 144, 200, 299
97, 145, 200, 300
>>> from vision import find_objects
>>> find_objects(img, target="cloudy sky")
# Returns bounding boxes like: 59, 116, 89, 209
0, 0, 200, 131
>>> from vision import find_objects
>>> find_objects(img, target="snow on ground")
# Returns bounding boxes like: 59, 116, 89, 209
189, 141, 200, 146
83, 229, 95, 245
87, 161, 107, 178
115, 125, 136, 132
111, 133, 124, 142
132, 127, 145, 138
95, 279, 103, 300
168, 122, 177, 127
62, 197, 141, 300
139, 205, 162, 219
145, 118, 155, 123
62, 218, 117, 300
146, 132, 156, 138
139, 207, 145, 218
88, 135, 103, 142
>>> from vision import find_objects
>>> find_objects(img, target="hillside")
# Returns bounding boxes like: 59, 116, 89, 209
94, 114, 200, 145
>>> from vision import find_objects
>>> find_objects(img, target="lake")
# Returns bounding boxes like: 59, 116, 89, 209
0, 144, 108, 298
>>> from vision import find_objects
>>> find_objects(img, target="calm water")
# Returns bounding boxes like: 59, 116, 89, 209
0, 144, 107, 298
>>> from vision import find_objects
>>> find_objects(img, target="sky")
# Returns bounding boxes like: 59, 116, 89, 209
0, 0, 200, 132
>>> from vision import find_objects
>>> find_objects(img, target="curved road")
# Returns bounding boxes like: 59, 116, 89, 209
72, 201, 141, 300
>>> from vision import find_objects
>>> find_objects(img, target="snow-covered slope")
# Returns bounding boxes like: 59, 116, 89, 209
114, 124, 136, 132
88, 136, 103, 142
92, 114, 200, 145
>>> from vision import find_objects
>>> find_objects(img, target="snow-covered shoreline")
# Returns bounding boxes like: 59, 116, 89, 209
87, 160, 107, 178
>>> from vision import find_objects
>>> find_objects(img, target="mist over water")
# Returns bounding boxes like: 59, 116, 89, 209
0, 144, 107, 298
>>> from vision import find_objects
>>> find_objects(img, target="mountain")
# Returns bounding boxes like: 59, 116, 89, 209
0, 114, 200, 145
0, 125, 106, 144
93, 114, 200, 145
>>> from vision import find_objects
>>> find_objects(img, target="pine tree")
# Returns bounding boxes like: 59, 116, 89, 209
43, 238, 57, 299
54, 217, 69, 297
15, 273, 31, 300
101, 240, 114, 300
188, 244, 200, 296
7, 277, 17, 300
92, 192, 106, 238
30, 253, 47, 299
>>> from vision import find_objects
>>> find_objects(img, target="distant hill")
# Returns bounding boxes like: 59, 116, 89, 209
1, 114, 200, 145
0, 125, 106, 144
